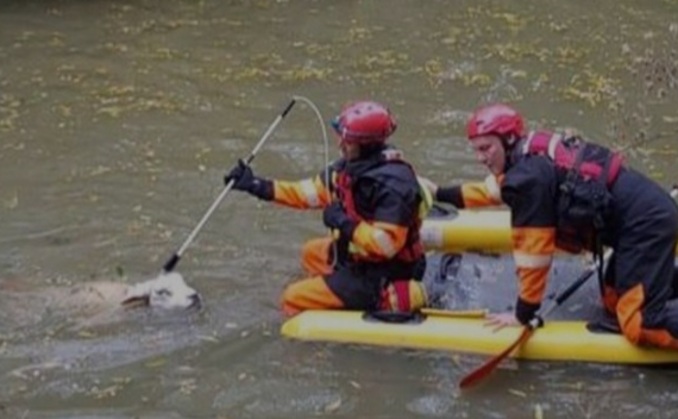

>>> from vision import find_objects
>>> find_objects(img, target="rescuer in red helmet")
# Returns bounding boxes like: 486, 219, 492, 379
225, 101, 431, 316
423, 102, 678, 350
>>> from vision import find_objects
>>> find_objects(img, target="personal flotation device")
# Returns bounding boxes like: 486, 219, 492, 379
518, 130, 624, 253
335, 149, 428, 265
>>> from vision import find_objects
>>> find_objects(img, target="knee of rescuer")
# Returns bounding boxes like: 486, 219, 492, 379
280, 287, 302, 317
380, 280, 428, 312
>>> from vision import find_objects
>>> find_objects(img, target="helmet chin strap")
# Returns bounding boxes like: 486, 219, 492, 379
501, 133, 519, 148
358, 143, 386, 159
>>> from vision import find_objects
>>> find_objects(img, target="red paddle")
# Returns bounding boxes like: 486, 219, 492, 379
459, 249, 612, 389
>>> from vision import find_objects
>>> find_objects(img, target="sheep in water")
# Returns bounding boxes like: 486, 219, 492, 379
0, 272, 203, 332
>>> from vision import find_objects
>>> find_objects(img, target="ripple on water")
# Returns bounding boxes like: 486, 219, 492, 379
211, 381, 353, 417
406, 394, 458, 417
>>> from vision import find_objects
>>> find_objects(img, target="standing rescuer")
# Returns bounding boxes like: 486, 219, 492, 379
225, 101, 431, 316
425, 102, 678, 349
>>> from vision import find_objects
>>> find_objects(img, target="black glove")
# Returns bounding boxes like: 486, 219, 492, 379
515, 297, 541, 326
435, 185, 464, 208
224, 159, 273, 200
323, 201, 357, 240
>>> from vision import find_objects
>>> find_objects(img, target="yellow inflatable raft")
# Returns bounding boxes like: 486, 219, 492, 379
421, 209, 678, 254
421, 210, 512, 253
281, 309, 678, 364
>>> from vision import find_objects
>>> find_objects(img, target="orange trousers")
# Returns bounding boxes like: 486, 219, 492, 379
280, 237, 427, 316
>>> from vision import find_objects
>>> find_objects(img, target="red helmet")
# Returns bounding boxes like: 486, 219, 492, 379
331, 101, 397, 145
466, 103, 525, 145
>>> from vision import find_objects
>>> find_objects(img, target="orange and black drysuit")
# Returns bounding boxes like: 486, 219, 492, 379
252, 147, 429, 316
436, 131, 678, 349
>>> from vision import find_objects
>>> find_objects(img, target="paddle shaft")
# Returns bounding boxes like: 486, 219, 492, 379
533, 249, 612, 326
459, 249, 612, 389
162, 99, 297, 273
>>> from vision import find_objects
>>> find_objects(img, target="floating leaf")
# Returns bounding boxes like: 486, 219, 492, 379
145, 358, 167, 368
534, 403, 544, 419
508, 388, 527, 397
4, 191, 18, 209
323, 398, 342, 413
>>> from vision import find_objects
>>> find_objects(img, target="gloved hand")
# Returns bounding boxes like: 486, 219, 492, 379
224, 159, 274, 200
224, 159, 255, 191
515, 297, 541, 326
323, 201, 357, 240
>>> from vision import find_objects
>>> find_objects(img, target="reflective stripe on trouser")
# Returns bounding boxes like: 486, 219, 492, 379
300, 237, 333, 276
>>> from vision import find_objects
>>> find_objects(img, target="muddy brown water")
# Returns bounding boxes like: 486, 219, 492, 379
1, 0, 678, 417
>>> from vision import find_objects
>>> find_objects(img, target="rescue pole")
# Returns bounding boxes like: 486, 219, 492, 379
161, 99, 297, 273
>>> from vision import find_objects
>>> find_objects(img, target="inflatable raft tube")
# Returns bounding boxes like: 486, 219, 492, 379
281, 309, 678, 364
421, 209, 678, 254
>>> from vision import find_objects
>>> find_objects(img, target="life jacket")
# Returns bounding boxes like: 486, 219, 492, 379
518, 130, 624, 253
334, 149, 428, 266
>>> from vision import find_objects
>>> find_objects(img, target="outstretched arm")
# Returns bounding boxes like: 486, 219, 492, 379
419, 175, 504, 209
502, 158, 558, 325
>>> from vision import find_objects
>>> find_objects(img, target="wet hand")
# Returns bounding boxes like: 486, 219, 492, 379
485, 311, 521, 333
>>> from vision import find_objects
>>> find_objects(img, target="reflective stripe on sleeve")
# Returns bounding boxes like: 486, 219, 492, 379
484, 174, 502, 202
299, 179, 320, 207
513, 251, 553, 269
372, 229, 398, 258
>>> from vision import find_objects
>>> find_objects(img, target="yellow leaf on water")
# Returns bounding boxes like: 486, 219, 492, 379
324, 398, 342, 413
4, 191, 18, 209
97, 106, 123, 118
145, 358, 166, 368
198, 335, 219, 343
508, 388, 527, 397
534, 403, 544, 419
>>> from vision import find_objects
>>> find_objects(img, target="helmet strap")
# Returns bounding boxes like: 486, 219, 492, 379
500, 133, 521, 149
502, 135, 522, 170
358, 143, 386, 159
